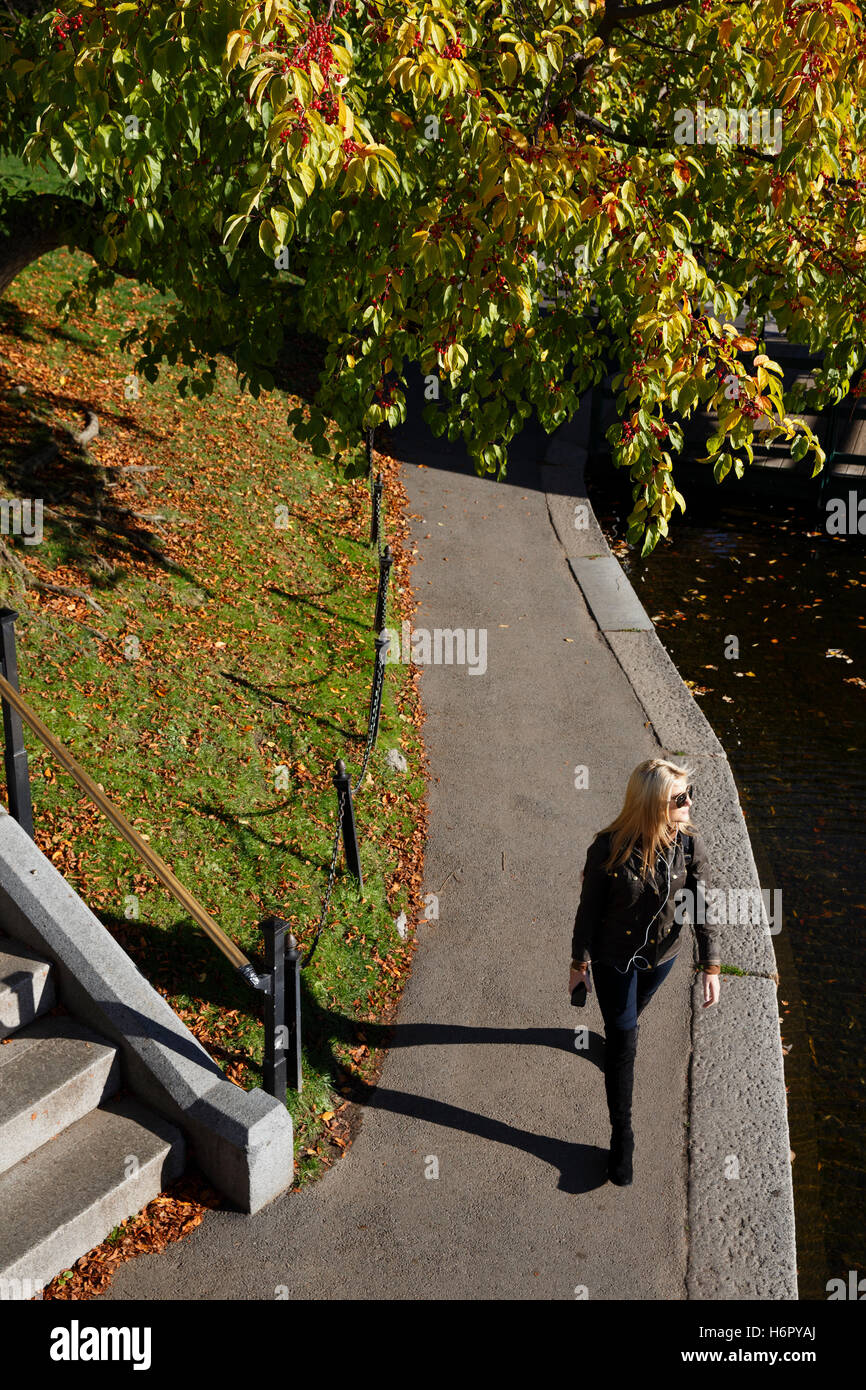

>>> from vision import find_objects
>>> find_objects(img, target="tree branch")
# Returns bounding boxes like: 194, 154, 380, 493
0, 192, 97, 297
533, 0, 624, 142
617, 1, 690, 16
571, 110, 669, 149
624, 32, 694, 56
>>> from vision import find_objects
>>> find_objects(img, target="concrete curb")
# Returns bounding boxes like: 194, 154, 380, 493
542, 395, 797, 1299
0, 807, 294, 1215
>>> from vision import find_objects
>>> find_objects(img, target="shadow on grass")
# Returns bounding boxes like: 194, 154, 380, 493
220, 668, 368, 745
0, 299, 36, 342
0, 357, 212, 593
267, 584, 374, 634
176, 792, 340, 871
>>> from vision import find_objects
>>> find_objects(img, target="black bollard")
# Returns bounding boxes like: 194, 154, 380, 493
368, 631, 389, 750
333, 758, 363, 887
262, 916, 287, 1100
0, 609, 34, 838
370, 472, 383, 548
373, 544, 393, 633
285, 933, 303, 1093
365, 425, 374, 480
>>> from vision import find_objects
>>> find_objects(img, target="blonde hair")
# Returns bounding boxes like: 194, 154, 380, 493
600, 758, 696, 881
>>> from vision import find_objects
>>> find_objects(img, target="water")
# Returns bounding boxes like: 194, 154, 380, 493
587, 457, 866, 1301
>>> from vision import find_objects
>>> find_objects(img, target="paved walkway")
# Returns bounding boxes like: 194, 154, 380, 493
101, 392, 698, 1301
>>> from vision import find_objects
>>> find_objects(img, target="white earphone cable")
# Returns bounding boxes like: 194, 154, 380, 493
614, 828, 679, 975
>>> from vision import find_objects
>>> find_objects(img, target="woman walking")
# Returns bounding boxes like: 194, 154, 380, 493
568, 758, 721, 1186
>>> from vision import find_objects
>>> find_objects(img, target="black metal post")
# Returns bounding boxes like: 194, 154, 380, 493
370, 472, 383, 547
373, 544, 393, 632
262, 916, 287, 1100
0, 609, 34, 838
368, 631, 389, 750
365, 425, 374, 479
285, 932, 303, 1093
333, 758, 363, 887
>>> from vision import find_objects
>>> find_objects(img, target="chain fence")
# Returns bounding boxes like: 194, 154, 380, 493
301, 424, 392, 968
302, 787, 345, 968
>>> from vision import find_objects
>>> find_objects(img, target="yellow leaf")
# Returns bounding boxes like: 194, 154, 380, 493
498, 51, 519, 85
225, 30, 246, 70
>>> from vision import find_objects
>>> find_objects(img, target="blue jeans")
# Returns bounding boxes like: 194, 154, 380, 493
591, 955, 677, 1032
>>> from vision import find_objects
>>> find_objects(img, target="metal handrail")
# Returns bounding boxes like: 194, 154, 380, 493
0, 667, 255, 977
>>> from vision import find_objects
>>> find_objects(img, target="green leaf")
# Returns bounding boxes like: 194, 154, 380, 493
640, 522, 659, 557
296, 162, 316, 196
344, 454, 368, 479
271, 205, 292, 244
258, 219, 278, 257
223, 213, 249, 252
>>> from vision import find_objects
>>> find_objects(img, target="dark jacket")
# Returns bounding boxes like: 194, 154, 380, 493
571, 828, 720, 972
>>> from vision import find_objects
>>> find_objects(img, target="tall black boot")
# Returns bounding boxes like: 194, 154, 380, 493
604, 1025, 639, 1185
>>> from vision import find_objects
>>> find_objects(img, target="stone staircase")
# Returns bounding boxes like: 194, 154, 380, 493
0, 934, 185, 1297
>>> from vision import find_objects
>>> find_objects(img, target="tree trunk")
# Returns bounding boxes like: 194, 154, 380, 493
0, 192, 98, 297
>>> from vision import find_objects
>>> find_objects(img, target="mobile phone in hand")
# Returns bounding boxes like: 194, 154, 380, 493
571, 979, 587, 1008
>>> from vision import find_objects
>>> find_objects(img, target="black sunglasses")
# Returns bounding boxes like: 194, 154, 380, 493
669, 784, 694, 808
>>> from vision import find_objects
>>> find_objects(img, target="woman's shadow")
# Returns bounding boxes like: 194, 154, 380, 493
303, 992, 612, 1194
